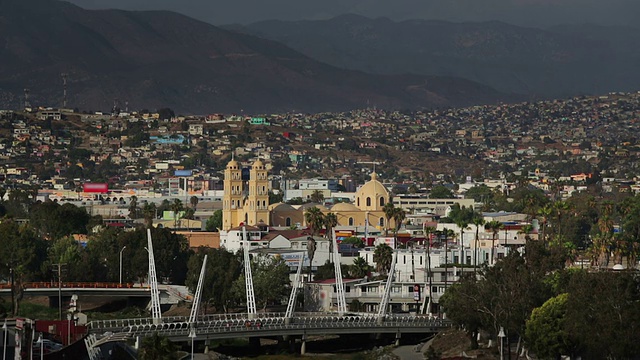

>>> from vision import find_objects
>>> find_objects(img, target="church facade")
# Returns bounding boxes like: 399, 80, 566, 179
222, 159, 399, 232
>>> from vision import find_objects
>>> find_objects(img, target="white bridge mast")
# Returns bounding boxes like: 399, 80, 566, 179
243, 226, 257, 318
332, 230, 347, 315
188, 254, 208, 324
147, 229, 162, 324
285, 252, 304, 322
377, 251, 397, 321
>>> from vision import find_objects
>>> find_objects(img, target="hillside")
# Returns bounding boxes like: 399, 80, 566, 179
0, 0, 513, 114
233, 15, 640, 98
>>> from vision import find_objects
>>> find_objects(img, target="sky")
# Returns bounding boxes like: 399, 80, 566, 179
66, 0, 639, 28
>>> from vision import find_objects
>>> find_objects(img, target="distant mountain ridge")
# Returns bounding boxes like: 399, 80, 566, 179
0, 0, 513, 114
231, 14, 640, 98
66, 0, 640, 29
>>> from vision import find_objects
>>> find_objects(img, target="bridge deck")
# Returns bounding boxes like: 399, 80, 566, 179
90, 312, 453, 343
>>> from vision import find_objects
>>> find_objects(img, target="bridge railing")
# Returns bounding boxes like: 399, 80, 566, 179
0, 282, 142, 290
101, 313, 453, 338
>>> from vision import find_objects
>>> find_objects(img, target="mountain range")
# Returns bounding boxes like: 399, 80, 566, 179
67, 0, 640, 29
231, 14, 640, 98
0, 0, 512, 114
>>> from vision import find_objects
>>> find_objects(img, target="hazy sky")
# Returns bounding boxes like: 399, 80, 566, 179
66, 0, 639, 28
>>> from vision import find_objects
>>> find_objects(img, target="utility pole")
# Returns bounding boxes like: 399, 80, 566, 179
61, 73, 68, 108
52, 263, 67, 320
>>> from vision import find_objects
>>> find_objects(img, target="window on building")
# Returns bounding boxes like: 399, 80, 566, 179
357, 198, 360, 207
432, 286, 438, 293
380, 197, 384, 206
366, 197, 371, 207
361, 287, 366, 293
346, 286, 351, 293
349, 217, 354, 226
286, 217, 291, 226
379, 217, 384, 226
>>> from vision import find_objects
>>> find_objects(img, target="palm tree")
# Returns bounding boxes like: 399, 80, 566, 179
309, 190, 324, 204
306, 236, 316, 280
190, 195, 199, 210
128, 195, 139, 219
373, 243, 393, 276
349, 257, 372, 279
170, 199, 184, 229
485, 220, 504, 265
538, 204, 553, 244
455, 219, 470, 247
392, 207, 406, 249
423, 225, 436, 315
472, 216, 485, 269
383, 202, 395, 236
304, 206, 325, 236
142, 202, 157, 229
324, 212, 338, 261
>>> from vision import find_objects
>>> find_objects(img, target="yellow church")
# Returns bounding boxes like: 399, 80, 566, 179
222, 159, 398, 232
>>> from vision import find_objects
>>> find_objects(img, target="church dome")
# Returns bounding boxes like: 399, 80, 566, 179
330, 202, 360, 212
356, 172, 389, 211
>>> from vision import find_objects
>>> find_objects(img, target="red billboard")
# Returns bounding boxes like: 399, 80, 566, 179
83, 183, 108, 193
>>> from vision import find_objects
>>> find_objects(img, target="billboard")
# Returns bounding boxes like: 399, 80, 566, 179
83, 183, 108, 193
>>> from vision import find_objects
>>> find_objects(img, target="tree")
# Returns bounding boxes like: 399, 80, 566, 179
373, 243, 393, 276
142, 202, 157, 229
139, 332, 178, 360
205, 210, 223, 232
485, 220, 503, 265
170, 199, 184, 229
349, 257, 372, 279
306, 236, 316, 280
304, 206, 325, 236
341, 236, 364, 248
185, 248, 241, 313
392, 207, 406, 249
0, 221, 47, 315
383, 202, 395, 236
472, 215, 486, 268
309, 190, 324, 204
525, 293, 579, 359
189, 196, 199, 211
231, 254, 291, 310
440, 273, 484, 349
128, 195, 139, 219
430, 185, 454, 199
455, 218, 470, 247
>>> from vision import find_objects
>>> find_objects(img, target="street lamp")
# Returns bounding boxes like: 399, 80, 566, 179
119, 246, 127, 285
2, 320, 7, 360
498, 326, 506, 360
189, 326, 196, 359
36, 333, 44, 360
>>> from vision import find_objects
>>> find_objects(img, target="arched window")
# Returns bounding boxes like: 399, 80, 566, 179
357, 198, 360, 207
366, 197, 371, 207
348, 217, 354, 226
286, 217, 291, 226
379, 197, 385, 207
379, 217, 384, 226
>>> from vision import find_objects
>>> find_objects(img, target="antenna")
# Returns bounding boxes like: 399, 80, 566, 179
23, 88, 30, 109
61, 73, 68, 108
